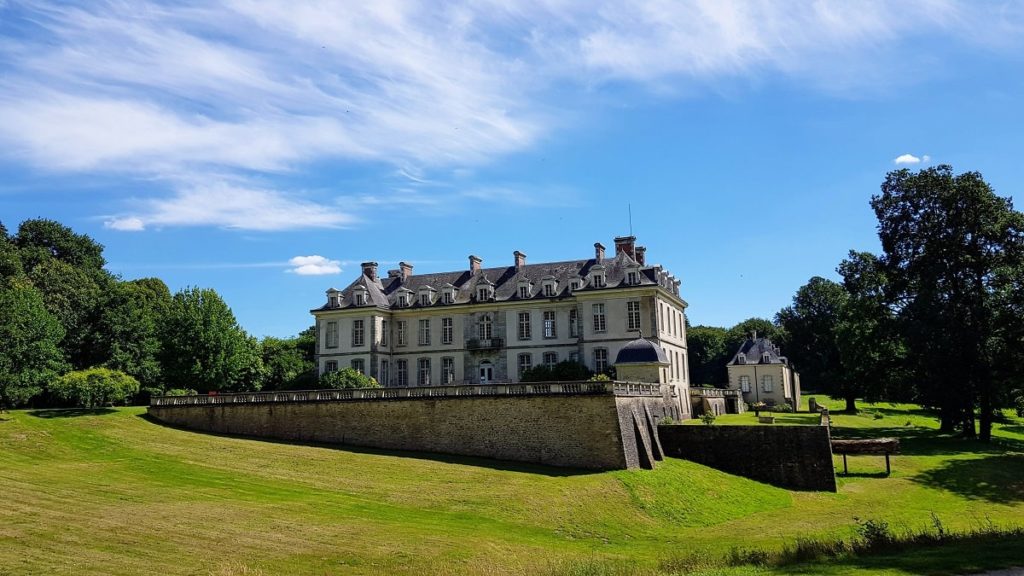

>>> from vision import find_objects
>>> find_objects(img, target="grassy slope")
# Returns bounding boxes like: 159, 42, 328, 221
0, 396, 1022, 576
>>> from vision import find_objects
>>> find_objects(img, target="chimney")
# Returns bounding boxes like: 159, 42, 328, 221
635, 245, 646, 266
469, 255, 482, 274
613, 236, 636, 260
594, 242, 606, 263
513, 250, 526, 270
360, 261, 378, 281
750, 330, 757, 341
399, 261, 413, 282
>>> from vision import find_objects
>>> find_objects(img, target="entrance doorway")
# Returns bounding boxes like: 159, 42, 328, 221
479, 361, 493, 384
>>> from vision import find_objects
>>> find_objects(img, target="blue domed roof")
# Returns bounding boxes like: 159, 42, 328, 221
615, 337, 670, 365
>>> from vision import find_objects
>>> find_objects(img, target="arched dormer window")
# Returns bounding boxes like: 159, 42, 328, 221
440, 284, 456, 304
517, 278, 532, 299
352, 287, 368, 306
625, 264, 640, 286
326, 288, 342, 308
590, 265, 606, 288
396, 288, 412, 308
418, 286, 435, 306
541, 276, 557, 297
476, 280, 494, 302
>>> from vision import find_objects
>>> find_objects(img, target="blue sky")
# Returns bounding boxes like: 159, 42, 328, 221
2, 1, 1023, 338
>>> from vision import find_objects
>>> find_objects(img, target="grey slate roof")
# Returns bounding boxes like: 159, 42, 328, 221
728, 337, 789, 366
312, 248, 683, 312
615, 337, 670, 365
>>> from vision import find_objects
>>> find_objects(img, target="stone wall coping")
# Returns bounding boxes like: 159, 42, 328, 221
150, 381, 663, 407
688, 387, 741, 397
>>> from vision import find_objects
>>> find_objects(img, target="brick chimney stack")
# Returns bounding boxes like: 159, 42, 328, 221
399, 261, 413, 282
635, 245, 647, 266
469, 255, 482, 274
514, 250, 526, 270
360, 261, 378, 281
594, 242, 606, 263
613, 236, 636, 260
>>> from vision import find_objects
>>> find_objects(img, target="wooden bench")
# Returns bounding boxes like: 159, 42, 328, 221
831, 438, 900, 475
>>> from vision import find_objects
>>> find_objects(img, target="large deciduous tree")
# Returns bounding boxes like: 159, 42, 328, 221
686, 325, 730, 385
0, 281, 66, 408
872, 166, 1024, 440
95, 278, 173, 389
776, 277, 847, 404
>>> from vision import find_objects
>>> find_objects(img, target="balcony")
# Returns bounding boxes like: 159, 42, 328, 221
465, 337, 504, 350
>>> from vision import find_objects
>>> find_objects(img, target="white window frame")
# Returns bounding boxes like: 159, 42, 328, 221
518, 353, 532, 378
381, 320, 388, 346
325, 321, 339, 349
627, 300, 641, 332
441, 317, 453, 344
325, 360, 338, 372
543, 352, 557, 369
740, 375, 750, 392
569, 309, 578, 337
397, 320, 407, 347
592, 303, 606, 333
762, 375, 774, 392
351, 358, 365, 374
478, 315, 493, 339
418, 358, 431, 386
380, 359, 389, 386
518, 311, 532, 340
594, 348, 608, 373
418, 318, 431, 346
442, 357, 455, 384
543, 310, 556, 339
396, 359, 408, 387
352, 319, 365, 347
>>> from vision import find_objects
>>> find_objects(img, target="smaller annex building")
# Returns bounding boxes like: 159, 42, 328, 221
726, 332, 801, 410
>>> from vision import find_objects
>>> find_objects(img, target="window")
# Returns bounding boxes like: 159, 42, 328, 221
762, 353, 771, 363
354, 292, 366, 306
352, 319, 365, 347
570, 280, 581, 292
592, 303, 606, 332
626, 271, 639, 285
325, 360, 338, 372
397, 321, 407, 346
543, 282, 555, 297
569, 351, 579, 364
443, 290, 454, 304
418, 358, 431, 386
396, 359, 408, 386
519, 285, 530, 298
518, 353, 532, 378
420, 293, 431, 306
442, 357, 454, 384
325, 321, 339, 348
398, 293, 409, 307
762, 375, 774, 392
569, 309, 578, 337
518, 311, 532, 340
737, 353, 746, 365
593, 273, 605, 288
381, 320, 388, 346
543, 352, 558, 369
351, 358, 365, 374
328, 291, 341, 308
594, 348, 608, 373
441, 317, 453, 344
478, 315, 492, 339
477, 286, 493, 301
418, 319, 430, 346
543, 310, 556, 338
380, 360, 389, 386
739, 375, 750, 393
627, 301, 641, 331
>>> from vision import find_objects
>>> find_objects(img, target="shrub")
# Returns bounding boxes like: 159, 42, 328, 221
749, 401, 768, 415
700, 411, 717, 426
166, 388, 198, 396
773, 402, 794, 413
319, 368, 380, 389
49, 367, 140, 408
1014, 392, 1024, 418
658, 416, 677, 426
587, 373, 612, 382
520, 361, 593, 382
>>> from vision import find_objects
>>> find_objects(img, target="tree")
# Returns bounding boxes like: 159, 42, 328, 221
686, 325, 729, 385
0, 281, 66, 408
520, 361, 592, 382
724, 318, 786, 355
872, 166, 1024, 440
14, 219, 106, 272
26, 258, 109, 369
95, 278, 172, 389
49, 367, 140, 408
320, 368, 379, 389
160, 287, 264, 393
261, 336, 316, 390
776, 277, 848, 406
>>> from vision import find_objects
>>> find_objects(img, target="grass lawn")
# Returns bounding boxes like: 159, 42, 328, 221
1, 395, 1023, 575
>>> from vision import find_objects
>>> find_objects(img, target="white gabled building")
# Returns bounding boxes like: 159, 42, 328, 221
310, 236, 691, 418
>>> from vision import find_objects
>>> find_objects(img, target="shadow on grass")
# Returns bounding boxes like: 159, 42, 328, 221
137, 412, 597, 478
836, 470, 890, 479
912, 453, 1024, 504
29, 408, 117, 418
830, 426, 1024, 456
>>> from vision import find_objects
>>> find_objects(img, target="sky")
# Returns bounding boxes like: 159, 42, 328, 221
2, 1, 1023, 338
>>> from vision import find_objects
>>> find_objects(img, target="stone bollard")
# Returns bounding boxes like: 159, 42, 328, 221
809, 397, 819, 413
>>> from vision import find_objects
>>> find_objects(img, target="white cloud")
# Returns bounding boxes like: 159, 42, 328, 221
104, 216, 145, 231
288, 255, 342, 276
894, 153, 931, 165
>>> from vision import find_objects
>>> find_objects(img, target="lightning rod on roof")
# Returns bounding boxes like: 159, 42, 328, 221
628, 204, 633, 237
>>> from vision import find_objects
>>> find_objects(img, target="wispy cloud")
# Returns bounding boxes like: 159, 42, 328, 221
288, 255, 342, 276
894, 153, 931, 165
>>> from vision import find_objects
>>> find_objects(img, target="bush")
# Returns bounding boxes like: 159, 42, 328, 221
165, 388, 198, 396
658, 416, 677, 426
1013, 392, 1024, 418
49, 367, 140, 408
319, 368, 380, 389
135, 386, 164, 405
773, 402, 794, 413
587, 373, 612, 382
520, 361, 593, 382
700, 411, 717, 426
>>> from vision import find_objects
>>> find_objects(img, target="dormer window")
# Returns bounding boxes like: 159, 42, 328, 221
626, 268, 640, 286
418, 286, 435, 306
541, 276, 557, 297
477, 284, 494, 301
420, 294, 431, 306
570, 279, 581, 292
762, 353, 771, 363
398, 293, 410, 307
737, 353, 746, 365
517, 279, 532, 299
443, 290, 454, 304
590, 265, 606, 288
327, 289, 341, 308
352, 287, 367, 306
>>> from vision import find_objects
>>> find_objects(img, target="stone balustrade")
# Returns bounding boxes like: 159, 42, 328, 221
688, 387, 741, 397
151, 381, 662, 407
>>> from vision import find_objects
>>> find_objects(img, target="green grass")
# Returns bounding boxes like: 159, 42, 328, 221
1, 396, 1023, 575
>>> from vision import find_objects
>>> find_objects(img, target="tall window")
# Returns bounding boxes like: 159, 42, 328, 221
418, 358, 431, 386
325, 360, 338, 372
569, 351, 579, 364
420, 293, 431, 306
398, 293, 409, 307
442, 357, 454, 384
543, 352, 558, 369
543, 282, 555, 297
543, 310, 556, 338
518, 353, 532, 378
627, 271, 638, 285
518, 311, 532, 340
519, 285, 530, 298
627, 301, 641, 331
478, 315, 492, 339
443, 290, 454, 304
569, 309, 578, 337
441, 317, 453, 344
477, 286, 492, 301
739, 375, 750, 392
397, 321, 407, 346
325, 321, 339, 348
381, 320, 388, 346
762, 375, 774, 392
355, 292, 366, 306
594, 348, 608, 373
593, 273, 605, 288
592, 303, 606, 332
352, 319, 365, 347
351, 358, 365, 374
396, 359, 408, 386
380, 360, 389, 386
418, 318, 431, 346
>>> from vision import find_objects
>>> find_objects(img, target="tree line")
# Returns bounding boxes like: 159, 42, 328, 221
0, 219, 317, 409
688, 166, 1024, 442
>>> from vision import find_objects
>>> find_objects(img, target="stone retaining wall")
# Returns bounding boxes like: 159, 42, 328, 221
658, 424, 837, 491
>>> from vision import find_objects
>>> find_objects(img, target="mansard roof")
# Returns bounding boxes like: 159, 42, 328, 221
312, 246, 684, 312
729, 336, 789, 366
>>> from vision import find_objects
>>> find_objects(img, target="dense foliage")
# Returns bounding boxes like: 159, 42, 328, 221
319, 368, 380, 389
49, 367, 140, 408
520, 361, 593, 382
